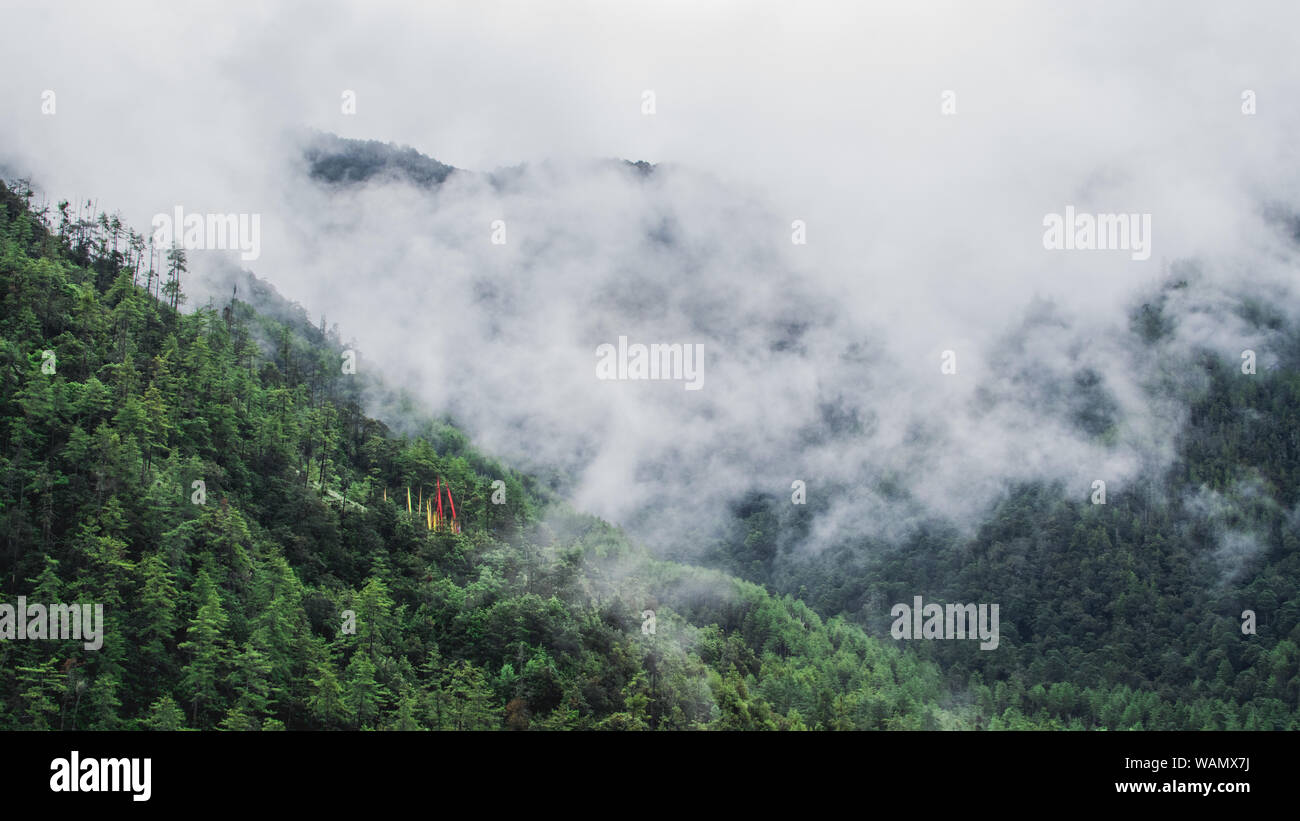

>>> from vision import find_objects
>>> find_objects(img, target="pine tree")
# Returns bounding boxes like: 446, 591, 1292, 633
143, 694, 188, 730
343, 651, 380, 728
177, 569, 230, 726
307, 664, 350, 728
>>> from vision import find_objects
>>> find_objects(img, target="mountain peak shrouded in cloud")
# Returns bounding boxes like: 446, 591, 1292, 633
621, 159, 656, 178
300, 132, 660, 194
303, 132, 458, 188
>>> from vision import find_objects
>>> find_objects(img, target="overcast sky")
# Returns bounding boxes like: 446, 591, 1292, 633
4, 0, 1299, 557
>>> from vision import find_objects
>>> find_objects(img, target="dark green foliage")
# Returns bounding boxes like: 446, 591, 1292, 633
304, 133, 455, 189
704, 309, 1300, 731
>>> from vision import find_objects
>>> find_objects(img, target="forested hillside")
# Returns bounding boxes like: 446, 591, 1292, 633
3, 175, 1296, 731
706, 293, 1300, 729
0, 179, 967, 730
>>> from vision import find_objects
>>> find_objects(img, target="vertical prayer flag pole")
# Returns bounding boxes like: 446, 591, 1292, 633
436, 477, 444, 531
406, 486, 412, 515
446, 484, 458, 533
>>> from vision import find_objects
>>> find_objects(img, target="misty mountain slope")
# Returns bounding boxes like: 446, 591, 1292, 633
304, 132, 457, 189
272, 135, 1297, 549
705, 290, 1300, 728
6, 153, 1297, 729
1, 178, 1011, 730
269, 137, 1300, 730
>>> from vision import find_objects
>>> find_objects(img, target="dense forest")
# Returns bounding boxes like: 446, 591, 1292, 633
1, 176, 1296, 731
703, 291, 1300, 729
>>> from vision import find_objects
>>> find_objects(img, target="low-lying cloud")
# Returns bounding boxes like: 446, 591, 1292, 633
3, 0, 1300, 561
